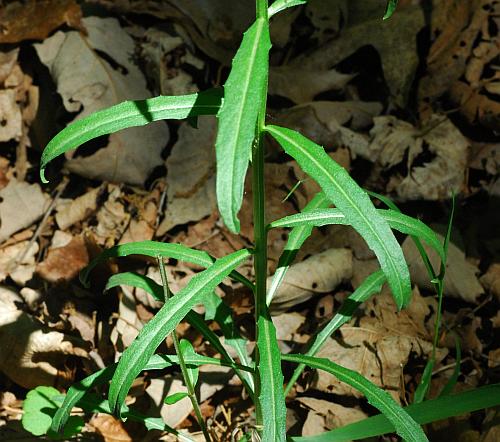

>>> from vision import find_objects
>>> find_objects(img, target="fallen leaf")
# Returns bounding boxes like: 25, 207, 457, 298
0, 0, 83, 43
36, 235, 89, 283
93, 185, 130, 247
55, 186, 104, 230
0, 286, 88, 389
90, 414, 132, 442
0, 89, 22, 142
274, 312, 306, 341
480, 263, 500, 301
0, 240, 38, 285
0, 179, 49, 244
403, 234, 484, 303
366, 115, 468, 200
34, 16, 169, 185
269, 248, 353, 314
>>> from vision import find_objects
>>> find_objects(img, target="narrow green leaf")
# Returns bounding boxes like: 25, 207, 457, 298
164, 391, 189, 405
257, 317, 287, 442
215, 18, 271, 233
266, 125, 411, 308
179, 339, 199, 387
105, 272, 254, 396
81, 240, 254, 291
285, 270, 385, 396
283, 354, 428, 442
108, 249, 251, 417
267, 191, 330, 306
383, 0, 399, 20
40, 89, 222, 183
414, 359, 435, 404
292, 383, 500, 442
268, 0, 307, 18
269, 208, 445, 263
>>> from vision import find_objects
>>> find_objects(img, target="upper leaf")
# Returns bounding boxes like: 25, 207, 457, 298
268, 0, 308, 18
40, 89, 222, 183
383, 0, 399, 19
108, 249, 251, 417
215, 18, 271, 233
266, 125, 411, 308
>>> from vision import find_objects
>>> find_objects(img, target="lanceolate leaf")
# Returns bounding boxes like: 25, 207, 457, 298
268, 0, 307, 18
105, 272, 255, 396
292, 383, 500, 442
269, 208, 445, 263
266, 125, 411, 308
257, 317, 287, 441
267, 191, 330, 305
383, 0, 399, 20
40, 89, 223, 183
282, 354, 428, 442
285, 270, 385, 395
215, 18, 271, 233
108, 249, 251, 417
81, 241, 254, 291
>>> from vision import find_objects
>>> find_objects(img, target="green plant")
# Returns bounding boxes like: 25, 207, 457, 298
23, 1, 500, 441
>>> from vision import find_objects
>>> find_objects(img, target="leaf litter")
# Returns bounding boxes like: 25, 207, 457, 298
0, 0, 498, 440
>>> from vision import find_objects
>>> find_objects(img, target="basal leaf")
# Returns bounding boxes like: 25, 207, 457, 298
267, 191, 330, 306
285, 270, 385, 395
268, 0, 307, 18
257, 317, 287, 441
292, 383, 500, 442
81, 240, 253, 291
108, 249, 251, 417
283, 354, 428, 442
266, 125, 411, 308
269, 208, 445, 263
40, 89, 222, 183
215, 18, 271, 233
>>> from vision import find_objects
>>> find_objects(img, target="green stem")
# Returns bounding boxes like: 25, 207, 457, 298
157, 257, 212, 442
253, 0, 270, 431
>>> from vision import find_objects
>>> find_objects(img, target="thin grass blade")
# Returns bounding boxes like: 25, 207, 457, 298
268, 0, 307, 17
285, 270, 385, 396
108, 249, 251, 417
40, 89, 222, 183
269, 208, 445, 263
292, 383, 500, 442
257, 317, 287, 441
215, 18, 271, 232
414, 359, 435, 404
267, 192, 330, 305
283, 354, 428, 442
266, 125, 411, 308
81, 240, 254, 291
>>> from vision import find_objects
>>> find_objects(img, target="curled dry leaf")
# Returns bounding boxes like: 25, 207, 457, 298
269, 248, 353, 314
90, 414, 132, 442
403, 234, 484, 303
0, 0, 83, 43
93, 185, 130, 247
34, 16, 169, 185
0, 240, 38, 285
0, 287, 88, 389
366, 115, 468, 200
55, 186, 104, 230
480, 263, 500, 301
0, 179, 49, 244
314, 287, 447, 401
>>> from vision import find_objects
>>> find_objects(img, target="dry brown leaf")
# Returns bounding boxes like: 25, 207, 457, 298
93, 185, 130, 246
480, 263, 500, 301
55, 186, 104, 230
273, 312, 306, 341
0, 286, 88, 389
90, 414, 132, 442
403, 235, 484, 303
111, 286, 143, 349
36, 235, 89, 283
269, 248, 352, 314
0, 0, 83, 43
34, 16, 169, 185
366, 115, 468, 200
0, 240, 38, 285
0, 179, 49, 243
157, 118, 217, 235
314, 287, 447, 401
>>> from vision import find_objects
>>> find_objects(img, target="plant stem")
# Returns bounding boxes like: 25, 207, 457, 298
157, 257, 211, 442
253, 0, 269, 431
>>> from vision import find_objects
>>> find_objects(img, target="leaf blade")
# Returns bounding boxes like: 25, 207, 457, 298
268, 0, 307, 17
108, 249, 251, 417
215, 18, 271, 232
266, 125, 411, 308
40, 89, 223, 183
